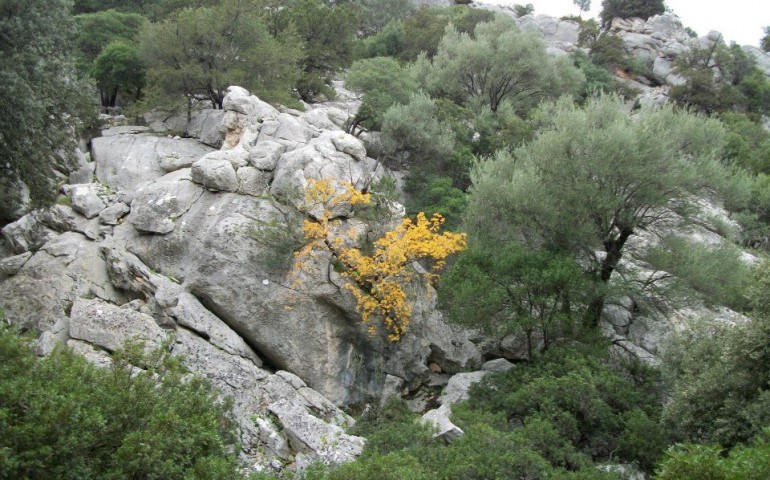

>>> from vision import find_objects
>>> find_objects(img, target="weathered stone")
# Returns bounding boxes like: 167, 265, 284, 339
93, 134, 213, 192
186, 109, 226, 148
268, 398, 365, 464
438, 371, 488, 406
237, 166, 271, 196
191, 157, 238, 192
66, 339, 114, 368
381, 373, 406, 399
69, 297, 166, 352
422, 404, 464, 441
481, 358, 515, 373
35, 317, 69, 356
249, 141, 285, 171
170, 292, 262, 365
69, 147, 95, 184
101, 242, 158, 296
100, 125, 150, 136
302, 109, 343, 131
1, 214, 55, 253
258, 113, 316, 149
222, 86, 280, 120
129, 175, 203, 234
328, 131, 367, 161
99, 202, 130, 225
0, 251, 32, 276
0, 231, 123, 332
69, 184, 106, 219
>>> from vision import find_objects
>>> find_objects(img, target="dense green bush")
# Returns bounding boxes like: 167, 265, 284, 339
662, 304, 770, 447
0, 328, 245, 480
600, 0, 665, 25
655, 430, 770, 479
308, 345, 663, 479
642, 235, 751, 310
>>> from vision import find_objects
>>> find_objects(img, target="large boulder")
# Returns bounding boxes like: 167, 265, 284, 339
93, 133, 213, 192
186, 109, 226, 148
0, 232, 123, 332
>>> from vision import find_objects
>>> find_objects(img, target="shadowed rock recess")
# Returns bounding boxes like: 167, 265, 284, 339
0, 86, 481, 472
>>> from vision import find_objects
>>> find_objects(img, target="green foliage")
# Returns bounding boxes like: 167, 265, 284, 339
513, 3, 535, 17
641, 236, 750, 310
465, 345, 666, 471
670, 42, 770, 117
310, 347, 661, 479
423, 16, 584, 113
655, 430, 770, 480
354, 0, 415, 35
404, 175, 468, 230
661, 298, 770, 447
600, 0, 665, 25
73, 0, 155, 14
573, 0, 591, 14
721, 112, 770, 175
380, 92, 455, 167
74, 9, 146, 63
0, 0, 96, 221
572, 51, 637, 102
0, 328, 245, 479
92, 40, 145, 107
285, 0, 360, 101
762, 26, 770, 52
345, 57, 417, 133
465, 95, 733, 326
138, 0, 302, 111
250, 217, 304, 273
440, 242, 589, 357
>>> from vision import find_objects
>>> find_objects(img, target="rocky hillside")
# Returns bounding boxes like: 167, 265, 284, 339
2, 4, 769, 476
0, 85, 487, 473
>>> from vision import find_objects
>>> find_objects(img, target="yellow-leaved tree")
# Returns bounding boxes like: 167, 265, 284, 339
294, 179, 466, 341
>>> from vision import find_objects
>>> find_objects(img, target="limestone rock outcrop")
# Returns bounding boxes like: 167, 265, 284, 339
0, 85, 482, 474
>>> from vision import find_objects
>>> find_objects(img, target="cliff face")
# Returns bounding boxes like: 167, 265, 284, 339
0, 85, 484, 472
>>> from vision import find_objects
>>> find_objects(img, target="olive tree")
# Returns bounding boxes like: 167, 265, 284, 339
462, 95, 734, 327
423, 16, 584, 113
138, 0, 302, 113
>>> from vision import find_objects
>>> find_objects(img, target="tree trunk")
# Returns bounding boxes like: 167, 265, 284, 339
584, 227, 633, 327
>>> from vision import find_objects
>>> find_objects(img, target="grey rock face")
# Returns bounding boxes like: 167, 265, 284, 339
129, 174, 204, 234
69, 297, 167, 352
518, 14, 580, 53
170, 292, 262, 366
422, 404, 464, 442
438, 371, 488, 406
68, 184, 107, 219
0, 84, 488, 472
0, 232, 122, 332
249, 141, 285, 171
99, 202, 130, 225
0, 252, 32, 276
93, 134, 213, 192
481, 358, 515, 372
268, 398, 365, 464
186, 109, 226, 148
191, 157, 239, 192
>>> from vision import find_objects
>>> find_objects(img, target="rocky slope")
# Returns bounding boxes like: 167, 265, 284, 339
0, 86, 485, 473
2, 5, 768, 474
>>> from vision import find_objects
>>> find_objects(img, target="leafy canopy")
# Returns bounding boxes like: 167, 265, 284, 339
421, 16, 584, 113
137, 0, 302, 111
464, 95, 732, 326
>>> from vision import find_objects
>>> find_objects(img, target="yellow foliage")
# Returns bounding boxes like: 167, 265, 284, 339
293, 179, 466, 341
